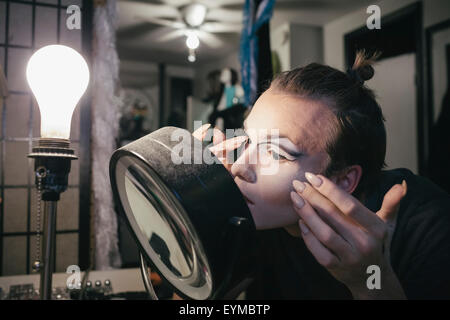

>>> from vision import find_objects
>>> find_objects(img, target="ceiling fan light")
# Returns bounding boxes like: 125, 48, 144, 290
186, 32, 200, 49
183, 3, 207, 27
188, 53, 196, 63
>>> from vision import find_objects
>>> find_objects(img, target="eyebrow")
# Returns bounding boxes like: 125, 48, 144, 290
242, 120, 302, 156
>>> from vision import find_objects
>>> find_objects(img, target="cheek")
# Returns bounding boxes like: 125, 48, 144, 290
256, 169, 292, 204
250, 163, 304, 229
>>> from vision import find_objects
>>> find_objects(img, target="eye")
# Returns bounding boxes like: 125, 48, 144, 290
264, 144, 299, 162
267, 148, 287, 161
239, 133, 251, 149
236, 134, 251, 158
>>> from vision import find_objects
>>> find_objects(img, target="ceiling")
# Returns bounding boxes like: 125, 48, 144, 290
117, 0, 375, 66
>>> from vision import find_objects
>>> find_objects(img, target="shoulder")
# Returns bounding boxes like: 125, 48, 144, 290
377, 168, 450, 231
379, 168, 450, 211
383, 169, 450, 299
366, 168, 450, 227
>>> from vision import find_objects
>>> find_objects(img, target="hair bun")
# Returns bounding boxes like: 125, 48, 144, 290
356, 65, 374, 82
350, 50, 380, 85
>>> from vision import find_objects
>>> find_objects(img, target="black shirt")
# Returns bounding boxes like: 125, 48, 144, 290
245, 169, 450, 299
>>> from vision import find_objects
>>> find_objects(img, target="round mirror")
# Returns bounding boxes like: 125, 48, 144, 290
109, 127, 256, 300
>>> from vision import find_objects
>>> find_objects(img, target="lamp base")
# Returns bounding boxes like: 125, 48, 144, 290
28, 137, 77, 299
28, 138, 77, 197
28, 138, 77, 159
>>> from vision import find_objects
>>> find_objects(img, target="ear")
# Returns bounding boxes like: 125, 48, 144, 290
331, 165, 362, 194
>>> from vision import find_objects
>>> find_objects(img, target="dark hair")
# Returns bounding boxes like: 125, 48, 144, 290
270, 50, 385, 195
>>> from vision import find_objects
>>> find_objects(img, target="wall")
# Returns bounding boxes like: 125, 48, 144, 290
423, 0, 450, 28
119, 60, 159, 88
290, 23, 323, 68
324, 0, 450, 70
271, 23, 290, 72
368, 53, 418, 173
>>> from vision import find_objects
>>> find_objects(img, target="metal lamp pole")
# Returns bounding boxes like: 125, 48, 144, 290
28, 138, 77, 299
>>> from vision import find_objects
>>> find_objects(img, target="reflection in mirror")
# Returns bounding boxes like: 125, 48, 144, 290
124, 170, 192, 278
114, 154, 213, 300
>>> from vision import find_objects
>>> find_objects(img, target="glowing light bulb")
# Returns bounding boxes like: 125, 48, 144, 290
26, 45, 89, 139
188, 54, 196, 62
188, 49, 196, 62
186, 32, 199, 50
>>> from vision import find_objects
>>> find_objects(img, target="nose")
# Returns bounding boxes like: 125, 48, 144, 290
231, 147, 256, 183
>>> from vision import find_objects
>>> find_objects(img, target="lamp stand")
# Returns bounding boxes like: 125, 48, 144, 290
28, 138, 77, 300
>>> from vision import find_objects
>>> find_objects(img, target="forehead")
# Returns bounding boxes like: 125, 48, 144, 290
245, 90, 335, 153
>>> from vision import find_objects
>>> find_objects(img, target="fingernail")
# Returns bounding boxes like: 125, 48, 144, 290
402, 180, 408, 196
299, 219, 309, 234
305, 172, 322, 187
215, 136, 247, 152
292, 180, 306, 193
234, 135, 249, 145
199, 123, 211, 132
290, 191, 305, 208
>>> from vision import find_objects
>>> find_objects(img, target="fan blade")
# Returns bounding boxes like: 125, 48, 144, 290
134, 15, 186, 29
148, 0, 192, 6
207, 8, 242, 23
198, 0, 244, 9
201, 22, 242, 33
196, 30, 223, 48
153, 29, 187, 42
117, 22, 157, 39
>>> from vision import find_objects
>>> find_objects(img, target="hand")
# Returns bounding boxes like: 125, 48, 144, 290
192, 123, 248, 173
290, 173, 407, 299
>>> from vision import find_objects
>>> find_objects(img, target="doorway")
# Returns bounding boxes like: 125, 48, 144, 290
167, 77, 193, 129
344, 2, 423, 174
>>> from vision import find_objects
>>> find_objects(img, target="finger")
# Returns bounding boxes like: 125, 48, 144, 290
377, 180, 407, 223
290, 191, 352, 259
192, 123, 211, 141
212, 128, 225, 145
293, 180, 367, 246
304, 172, 384, 231
208, 135, 248, 158
298, 219, 341, 269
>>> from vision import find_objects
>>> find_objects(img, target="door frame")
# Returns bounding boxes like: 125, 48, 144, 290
344, 2, 425, 174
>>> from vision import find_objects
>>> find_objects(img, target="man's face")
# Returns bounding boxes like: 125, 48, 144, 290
231, 89, 335, 230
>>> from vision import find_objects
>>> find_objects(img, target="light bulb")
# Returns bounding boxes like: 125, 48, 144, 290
26, 45, 89, 139
186, 32, 199, 50
188, 54, 196, 63
188, 49, 196, 62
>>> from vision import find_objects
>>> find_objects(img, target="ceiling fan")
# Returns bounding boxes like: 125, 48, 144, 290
120, 0, 245, 62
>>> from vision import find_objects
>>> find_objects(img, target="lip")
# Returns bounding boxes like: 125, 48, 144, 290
242, 194, 254, 205
235, 177, 254, 205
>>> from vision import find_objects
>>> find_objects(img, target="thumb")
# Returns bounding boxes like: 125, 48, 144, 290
377, 180, 407, 222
